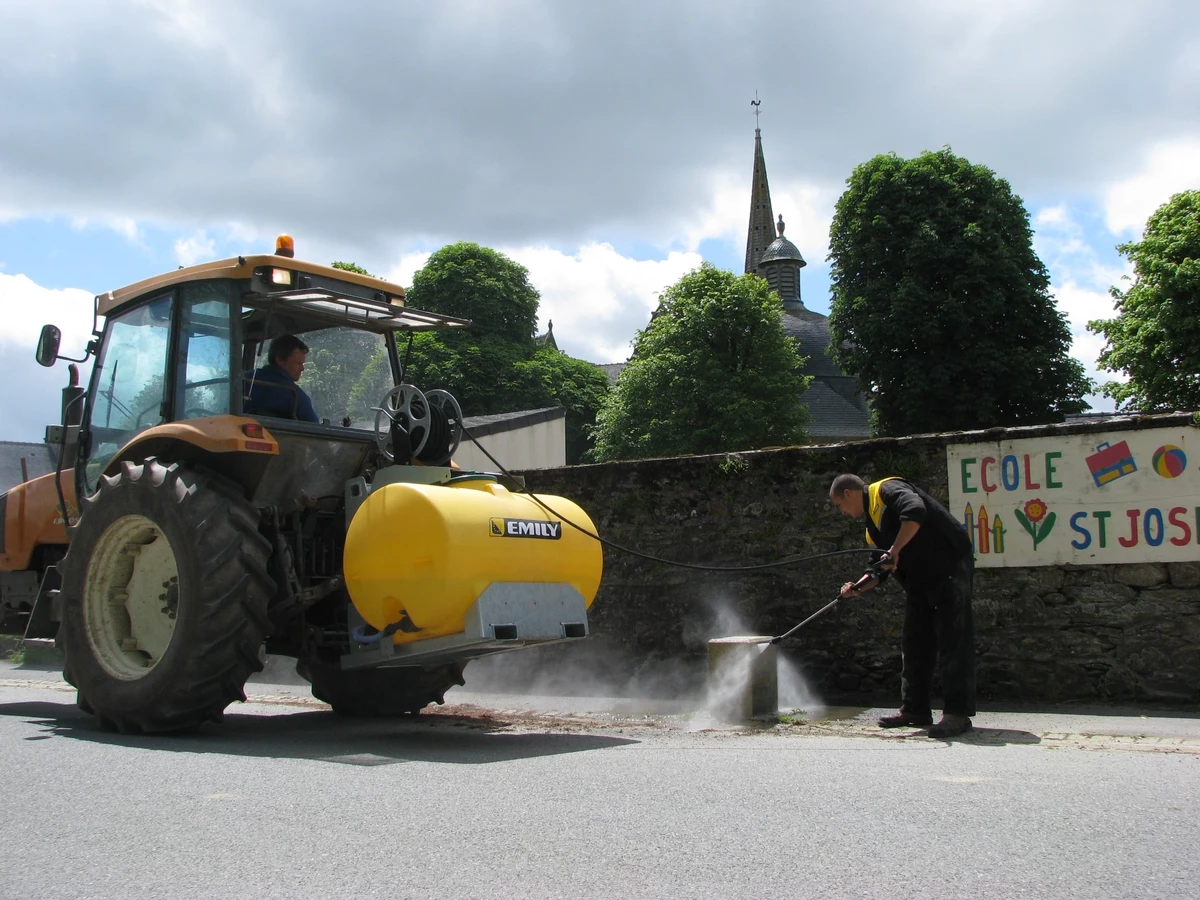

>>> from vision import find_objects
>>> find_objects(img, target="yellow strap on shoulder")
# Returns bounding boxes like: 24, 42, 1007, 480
864, 477, 902, 547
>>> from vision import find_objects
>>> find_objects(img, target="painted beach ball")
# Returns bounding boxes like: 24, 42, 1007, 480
1152, 445, 1187, 478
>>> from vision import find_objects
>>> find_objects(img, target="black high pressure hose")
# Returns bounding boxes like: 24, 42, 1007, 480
457, 425, 875, 574
354, 428, 876, 645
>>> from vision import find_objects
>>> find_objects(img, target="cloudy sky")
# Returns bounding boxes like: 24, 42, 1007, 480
2, 0, 1198, 441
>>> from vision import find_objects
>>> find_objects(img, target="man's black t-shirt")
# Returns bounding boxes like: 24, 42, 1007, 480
865, 479, 973, 589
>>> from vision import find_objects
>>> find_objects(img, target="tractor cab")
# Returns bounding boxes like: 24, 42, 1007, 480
65, 237, 471, 504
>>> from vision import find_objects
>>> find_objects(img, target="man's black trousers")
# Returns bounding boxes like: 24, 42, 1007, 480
899, 555, 976, 718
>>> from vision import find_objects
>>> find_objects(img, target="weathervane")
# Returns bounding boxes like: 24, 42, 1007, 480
751, 91, 761, 127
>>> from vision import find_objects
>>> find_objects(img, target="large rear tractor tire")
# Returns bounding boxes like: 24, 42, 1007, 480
305, 661, 467, 717
58, 459, 275, 733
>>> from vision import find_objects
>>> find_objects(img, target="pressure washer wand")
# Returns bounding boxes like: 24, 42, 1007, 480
767, 552, 892, 645
768, 596, 842, 644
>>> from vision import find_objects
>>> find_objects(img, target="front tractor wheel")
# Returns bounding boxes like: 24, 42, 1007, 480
58, 459, 275, 733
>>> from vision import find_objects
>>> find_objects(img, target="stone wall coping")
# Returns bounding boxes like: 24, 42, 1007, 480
547, 411, 1198, 474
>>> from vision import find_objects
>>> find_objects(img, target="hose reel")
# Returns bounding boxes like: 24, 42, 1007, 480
373, 384, 463, 467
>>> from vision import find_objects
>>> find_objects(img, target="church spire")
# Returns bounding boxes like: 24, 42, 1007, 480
744, 99, 775, 275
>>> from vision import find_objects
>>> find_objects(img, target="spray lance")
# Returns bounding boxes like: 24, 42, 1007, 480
764, 551, 894, 645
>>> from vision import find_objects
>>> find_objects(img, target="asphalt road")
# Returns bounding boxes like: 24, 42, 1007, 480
1, 664, 1197, 900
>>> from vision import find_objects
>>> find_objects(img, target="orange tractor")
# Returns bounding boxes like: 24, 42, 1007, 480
0, 238, 602, 732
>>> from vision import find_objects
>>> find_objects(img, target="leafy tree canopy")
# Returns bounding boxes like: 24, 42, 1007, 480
827, 148, 1091, 436
405, 242, 540, 344
519, 348, 612, 466
591, 263, 810, 461
400, 244, 610, 463
401, 332, 544, 417
331, 261, 372, 276
1088, 190, 1200, 411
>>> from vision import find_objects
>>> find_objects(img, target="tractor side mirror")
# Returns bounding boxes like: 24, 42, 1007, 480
35, 324, 62, 367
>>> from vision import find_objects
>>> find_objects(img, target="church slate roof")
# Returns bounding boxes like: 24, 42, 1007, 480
781, 302, 847, 379
597, 363, 625, 385
759, 232, 806, 267
799, 380, 871, 440
535, 320, 558, 351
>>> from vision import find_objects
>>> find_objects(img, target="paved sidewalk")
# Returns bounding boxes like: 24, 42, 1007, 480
5, 657, 1198, 753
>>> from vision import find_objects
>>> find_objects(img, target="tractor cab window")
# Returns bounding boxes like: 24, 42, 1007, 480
240, 308, 393, 429
84, 293, 174, 490
175, 283, 233, 420
299, 327, 392, 429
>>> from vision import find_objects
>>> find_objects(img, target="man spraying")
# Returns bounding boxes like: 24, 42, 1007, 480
829, 473, 976, 738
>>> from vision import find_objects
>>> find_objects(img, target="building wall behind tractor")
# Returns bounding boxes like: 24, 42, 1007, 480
456, 415, 566, 472
518, 413, 1200, 707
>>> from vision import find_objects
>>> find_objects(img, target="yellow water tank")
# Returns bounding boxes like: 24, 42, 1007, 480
343, 478, 603, 642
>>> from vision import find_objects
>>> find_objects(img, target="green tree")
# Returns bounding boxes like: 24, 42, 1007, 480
405, 242, 539, 343
331, 261, 373, 276
519, 348, 613, 465
591, 263, 810, 461
401, 243, 610, 463
1088, 190, 1200, 411
827, 148, 1091, 436
401, 331, 544, 416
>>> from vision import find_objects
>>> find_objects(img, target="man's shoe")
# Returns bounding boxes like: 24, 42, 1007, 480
878, 711, 933, 728
927, 714, 973, 738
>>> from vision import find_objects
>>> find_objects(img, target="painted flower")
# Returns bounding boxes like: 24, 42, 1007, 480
1023, 498, 1048, 523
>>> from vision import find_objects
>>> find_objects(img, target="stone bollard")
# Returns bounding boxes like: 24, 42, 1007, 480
706, 636, 778, 722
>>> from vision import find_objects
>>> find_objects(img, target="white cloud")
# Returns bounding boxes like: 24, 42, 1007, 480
70, 215, 141, 244
225, 220, 267, 247
1052, 279, 1128, 411
382, 251, 433, 290
174, 232, 216, 267
509, 243, 702, 364
4, 1, 1196, 258
1103, 138, 1200, 236
1033, 204, 1127, 292
0, 273, 97, 441
767, 179, 837, 267
1034, 204, 1068, 227
381, 242, 701, 365
669, 164, 835, 265
675, 168, 746, 252
0, 273, 96, 349
1032, 203, 1134, 411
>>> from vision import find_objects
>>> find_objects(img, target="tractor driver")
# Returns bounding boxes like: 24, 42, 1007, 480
244, 334, 320, 423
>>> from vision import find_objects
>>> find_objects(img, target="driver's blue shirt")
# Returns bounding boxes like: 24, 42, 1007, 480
244, 363, 319, 423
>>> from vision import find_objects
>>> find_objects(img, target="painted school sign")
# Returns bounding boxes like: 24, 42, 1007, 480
946, 425, 1200, 567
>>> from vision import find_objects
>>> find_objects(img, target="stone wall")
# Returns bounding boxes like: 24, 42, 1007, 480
513, 413, 1200, 708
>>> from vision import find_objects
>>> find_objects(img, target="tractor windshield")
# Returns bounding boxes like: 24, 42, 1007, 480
237, 279, 467, 429
84, 293, 175, 489
242, 324, 394, 429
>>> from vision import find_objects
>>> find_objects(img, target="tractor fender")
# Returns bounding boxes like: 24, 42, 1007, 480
0, 418, 279, 571
0, 472, 75, 572
104, 415, 280, 498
